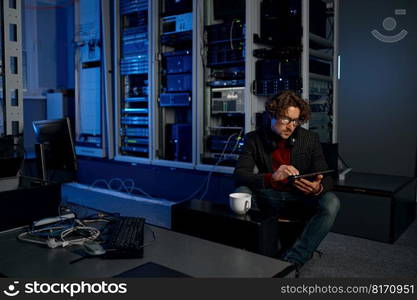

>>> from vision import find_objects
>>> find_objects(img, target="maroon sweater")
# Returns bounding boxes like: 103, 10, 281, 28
263, 139, 291, 190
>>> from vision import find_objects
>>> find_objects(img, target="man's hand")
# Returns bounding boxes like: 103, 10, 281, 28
271, 165, 300, 182
293, 174, 323, 195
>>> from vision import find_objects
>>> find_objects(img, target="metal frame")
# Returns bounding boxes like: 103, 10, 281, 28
2, 0, 23, 136
302, 0, 310, 109
150, 0, 159, 163
101, 0, 114, 159
332, 0, 339, 143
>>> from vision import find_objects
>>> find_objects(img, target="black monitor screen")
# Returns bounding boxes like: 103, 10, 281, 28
32, 118, 77, 180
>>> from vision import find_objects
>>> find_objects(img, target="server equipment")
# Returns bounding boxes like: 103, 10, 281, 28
121, 145, 149, 153
211, 87, 245, 114
166, 123, 192, 162
164, 50, 192, 74
256, 58, 300, 80
207, 42, 245, 67
309, 0, 328, 39
213, 0, 245, 20
121, 116, 149, 126
309, 58, 331, 76
207, 135, 244, 153
259, 0, 302, 45
121, 127, 149, 137
165, 74, 192, 92
253, 47, 301, 59
120, 0, 147, 14
254, 77, 302, 96
164, 0, 192, 15
122, 28, 148, 56
206, 21, 245, 44
207, 80, 245, 88
161, 13, 193, 35
160, 93, 190, 107
211, 66, 245, 80
120, 55, 148, 75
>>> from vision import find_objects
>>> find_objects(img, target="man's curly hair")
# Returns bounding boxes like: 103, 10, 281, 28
265, 90, 310, 123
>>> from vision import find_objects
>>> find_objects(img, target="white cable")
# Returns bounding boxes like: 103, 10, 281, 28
181, 130, 243, 202
198, 132, 240, 200
90, 179, 111, 189
90, 178, 154, 199
17, 221, 100, 248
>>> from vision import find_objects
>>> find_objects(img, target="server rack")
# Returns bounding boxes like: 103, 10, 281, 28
114, 0, 151, 162
151, 0, 195, 168
74, 0, 113, 158
194, 0, 249, 174
251, 0, 338, 144
110, 0, 338, 173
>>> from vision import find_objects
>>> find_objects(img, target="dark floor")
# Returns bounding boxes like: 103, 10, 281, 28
300, 216, 417, 277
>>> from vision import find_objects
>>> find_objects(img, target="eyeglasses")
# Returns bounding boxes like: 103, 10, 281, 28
278, 116, 303, 126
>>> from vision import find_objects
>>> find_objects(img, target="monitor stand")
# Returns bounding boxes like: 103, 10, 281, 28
35, 143, 47, 181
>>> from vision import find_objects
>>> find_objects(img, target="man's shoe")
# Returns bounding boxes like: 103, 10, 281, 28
290, 261, 302, 278
280, 257, 303, 278
273, 260, 302, 278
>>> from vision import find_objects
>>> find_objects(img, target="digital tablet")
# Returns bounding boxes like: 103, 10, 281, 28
289, 169, 335, 180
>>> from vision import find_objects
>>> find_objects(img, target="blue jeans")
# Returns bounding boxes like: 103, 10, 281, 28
235, 186, 340, 265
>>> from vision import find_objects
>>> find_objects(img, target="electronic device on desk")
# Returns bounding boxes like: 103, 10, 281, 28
103, 216, 145, 259
33, 118, 77, 183
82, 240, 106, 256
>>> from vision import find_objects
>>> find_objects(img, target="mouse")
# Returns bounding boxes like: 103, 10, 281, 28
82, 241, 106, 256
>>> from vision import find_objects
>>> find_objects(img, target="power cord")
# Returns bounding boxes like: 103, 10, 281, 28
181, 129, 244, 202
90, 178, 154, 199
18, 218, 101, 249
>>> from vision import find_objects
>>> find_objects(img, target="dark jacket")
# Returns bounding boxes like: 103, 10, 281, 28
233, 127, 333, 194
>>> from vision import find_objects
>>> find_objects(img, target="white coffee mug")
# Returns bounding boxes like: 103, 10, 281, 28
229, 193, 252, 215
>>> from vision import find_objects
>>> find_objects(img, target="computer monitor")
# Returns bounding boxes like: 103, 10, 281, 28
32, 118, 77, 182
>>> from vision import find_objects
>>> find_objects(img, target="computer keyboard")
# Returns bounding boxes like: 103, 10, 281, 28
105, 216, 145, 258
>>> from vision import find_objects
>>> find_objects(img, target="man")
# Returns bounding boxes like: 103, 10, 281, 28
233, 90, 340, 274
